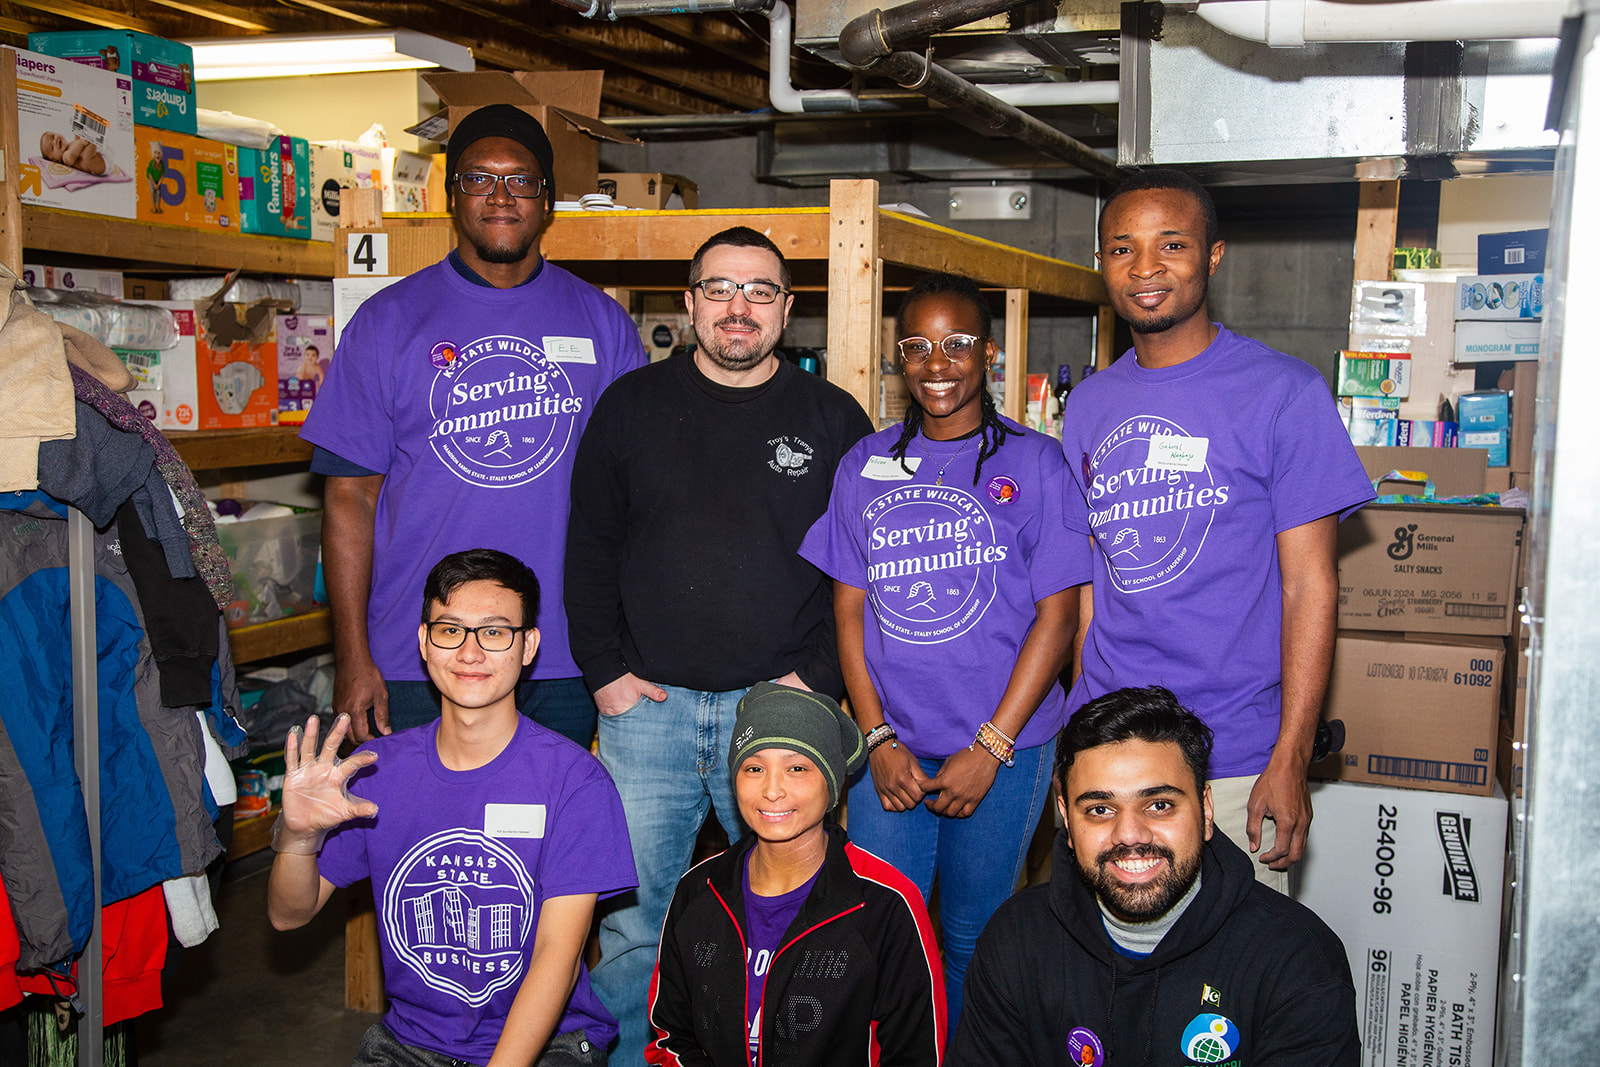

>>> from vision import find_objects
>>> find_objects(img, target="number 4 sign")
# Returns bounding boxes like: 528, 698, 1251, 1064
346, 232, 389, 276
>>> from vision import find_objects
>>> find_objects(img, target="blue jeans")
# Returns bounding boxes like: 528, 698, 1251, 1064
844, 741, 1053, 1030
589, 684, 750, 1067
385, 676, 599, 748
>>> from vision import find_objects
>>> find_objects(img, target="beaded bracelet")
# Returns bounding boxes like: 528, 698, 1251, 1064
973, 721, 1016, 767
865, 723, 899, 753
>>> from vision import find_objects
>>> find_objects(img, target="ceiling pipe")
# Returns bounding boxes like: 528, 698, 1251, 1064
837, 0, 1122, 180
1194, 0, 1567, 47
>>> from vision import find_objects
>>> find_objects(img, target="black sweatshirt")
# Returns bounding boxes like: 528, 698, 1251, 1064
564, 352, 873, 697
952, 829, 1360, 1067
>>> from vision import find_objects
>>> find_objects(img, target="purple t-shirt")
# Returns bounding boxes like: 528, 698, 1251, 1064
319, 717, 638, 1062
800, 418, 1092, 756
1059, 326, 1375, 778
300, 258, 646, 682
742, 855, 821, 1066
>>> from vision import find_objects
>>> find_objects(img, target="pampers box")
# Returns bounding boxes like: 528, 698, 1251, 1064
133, 128, 240, 231
1295, 780, 1506, 1067
238, 136, 313, 239
276, 314, 332, 425
29, 30, 196, 135
13, 49, 135, 219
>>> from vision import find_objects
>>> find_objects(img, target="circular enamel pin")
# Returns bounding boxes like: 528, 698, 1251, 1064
1066, 1026, 1104, 1066
429, 340, 459, 371
1181, 1013, 1241, 1063
986, 475, 1020, 504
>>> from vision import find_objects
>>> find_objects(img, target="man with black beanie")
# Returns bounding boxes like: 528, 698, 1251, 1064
302, 103, 645, 747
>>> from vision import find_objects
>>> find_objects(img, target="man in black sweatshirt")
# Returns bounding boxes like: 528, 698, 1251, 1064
952, 686, 1359, 1066
565, 226, 873, 1066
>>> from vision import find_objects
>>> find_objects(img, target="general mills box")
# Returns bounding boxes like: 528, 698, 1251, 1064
238, 136, 312, 239
133, 128, 239, 231
276, 313, 331, 425
1453, 275, 1543, 320
13, 49, 135, 219
1312, 632, 1502, 795
1337, 504, 1523, 636
308, 142, 381, 240
29, 30, 195, 135
1295, 780, 1505, 1067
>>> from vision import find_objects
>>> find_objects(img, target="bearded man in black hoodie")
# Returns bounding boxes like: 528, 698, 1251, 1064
952, 686, 1359, 1066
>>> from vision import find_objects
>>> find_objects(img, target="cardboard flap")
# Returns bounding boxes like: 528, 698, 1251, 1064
512, 70, 603, 114
201, 270, 292, 346
546, 105, 640, 145
423, 70, 542, 107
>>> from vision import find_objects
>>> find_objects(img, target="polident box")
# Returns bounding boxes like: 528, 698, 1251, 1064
1295, 780, 1505, 1067
276, 314, 331, 425
410, 70, 638, 201
1454, 274, 1543, 320
29, 30, 195, 135
1337, 504, 1524, 636
132, 128, 240, 231
238, 136, 312, 239
308, 142, 382, 240
1338, 351, 1412, 398
1311, 631, 1503, 795
13, 49, 135, 219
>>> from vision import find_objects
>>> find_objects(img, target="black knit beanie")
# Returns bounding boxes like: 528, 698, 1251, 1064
728, 682, 867, 810
445, 104, 555, 199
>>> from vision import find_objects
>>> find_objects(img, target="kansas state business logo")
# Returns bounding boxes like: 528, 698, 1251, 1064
1087, 416, 1229, 594
862, 484, 1004, 645
384, 829, 535, 1006
1436, 811, 1480, 903
427, 335, 584, 488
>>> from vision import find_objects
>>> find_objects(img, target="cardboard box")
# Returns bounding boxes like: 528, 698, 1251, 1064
13, 49, 135, 219
1392, 247, 1441, 272
1358, 445, 1487, 498
1342, 397, 1400, 446
380, 147, 433, 213
33, 266, 124, 296
1478, 228, 1547, 274
1454, 319, 1542, 363
409, 70, 638, 201
1498, 362, 1537, 474
1453, 274, 1543, 320
123, 275, 169, 301
237, 136, 312, 239
132, 127, 240, 231
29, 30, 195, 135
1312, 631, 1502, 795
276, 313, 331, 425
1294, 780, 1506, 1067
1459, 429, 1508, 468
308, 142, 382, 241
1338, 503, 1523, 635
1338, 350, 1412, 398
598, 172, 698, 210
1497, 638, 1529, 798
1394, 419, 1457, 448
138, 285, 289, 430
1456, 391, 1509, 432
121, 304, 197, 430
20, 264, 46, 289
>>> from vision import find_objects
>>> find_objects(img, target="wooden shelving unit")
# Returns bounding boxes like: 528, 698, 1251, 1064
167, 425, 315, 470
228, 607, 332, 664
21, 206, 334, 276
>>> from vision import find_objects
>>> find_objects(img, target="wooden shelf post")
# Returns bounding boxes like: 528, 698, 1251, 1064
828, 179, 883, 418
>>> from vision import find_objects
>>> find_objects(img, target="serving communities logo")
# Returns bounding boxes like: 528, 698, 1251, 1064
863, 483, 1004, 645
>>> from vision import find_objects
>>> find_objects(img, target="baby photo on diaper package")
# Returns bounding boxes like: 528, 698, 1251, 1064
14, 48, 135, 219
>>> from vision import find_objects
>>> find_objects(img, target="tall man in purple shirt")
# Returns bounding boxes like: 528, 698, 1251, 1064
1059, 169, 1374, 891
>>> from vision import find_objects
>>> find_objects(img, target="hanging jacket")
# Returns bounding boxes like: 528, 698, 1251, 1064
647, 825, 946, 1067
0, 492, 232, 971
951, 829, 1360, 1066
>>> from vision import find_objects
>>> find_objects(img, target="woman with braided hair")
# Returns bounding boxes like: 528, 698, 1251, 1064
800, 272, 1092, 1028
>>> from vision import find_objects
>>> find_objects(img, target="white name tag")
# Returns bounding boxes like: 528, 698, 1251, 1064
1145, 434, 1209, 472
484, 803, 546, 839
543, 336, 597, 364
863, 455, 921, 481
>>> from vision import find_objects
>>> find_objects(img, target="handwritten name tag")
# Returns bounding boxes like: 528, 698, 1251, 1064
1145, 434, 1209, 472
863, 455, 921, 481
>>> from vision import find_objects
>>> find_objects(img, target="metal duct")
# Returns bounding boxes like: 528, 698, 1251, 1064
1196, 0, 1567, 47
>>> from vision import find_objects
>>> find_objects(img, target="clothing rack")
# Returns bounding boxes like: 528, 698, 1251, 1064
68, 505, 103, 1067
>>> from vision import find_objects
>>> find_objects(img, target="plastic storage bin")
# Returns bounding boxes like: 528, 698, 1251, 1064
215, 506, 322, 628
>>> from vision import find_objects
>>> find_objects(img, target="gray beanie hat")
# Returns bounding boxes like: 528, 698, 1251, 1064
728, 682, 867, 809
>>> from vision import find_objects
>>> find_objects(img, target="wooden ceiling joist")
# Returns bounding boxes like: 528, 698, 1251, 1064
144, 0, 282, 32
470, 39, 725, 116
4, 0, 159, 33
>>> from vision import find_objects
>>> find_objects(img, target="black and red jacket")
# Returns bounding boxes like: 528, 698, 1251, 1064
646, 825, 946, 1067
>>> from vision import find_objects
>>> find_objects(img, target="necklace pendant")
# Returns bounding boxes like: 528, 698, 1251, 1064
936, 473, 944, 486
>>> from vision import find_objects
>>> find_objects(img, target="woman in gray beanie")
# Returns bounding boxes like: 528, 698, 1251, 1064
645, 682, 947, 1065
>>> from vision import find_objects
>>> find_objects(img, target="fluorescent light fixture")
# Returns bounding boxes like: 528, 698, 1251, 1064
185, 30, 474, 81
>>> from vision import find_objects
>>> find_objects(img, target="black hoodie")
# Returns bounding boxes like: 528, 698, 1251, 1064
951, 829, 1359, 1066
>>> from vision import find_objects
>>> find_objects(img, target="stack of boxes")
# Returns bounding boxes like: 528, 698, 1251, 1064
1291, 446, 1523, 1067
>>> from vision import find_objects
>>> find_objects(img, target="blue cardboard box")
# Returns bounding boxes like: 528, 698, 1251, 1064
29, 30, 195, 135
238, 136, 312, 240
1456, 391, 1510, 432
1477, 229, 1547, 275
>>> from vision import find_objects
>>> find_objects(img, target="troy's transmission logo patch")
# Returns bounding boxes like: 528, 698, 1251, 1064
383, 829, 535, 1006
427, 335, 584, 488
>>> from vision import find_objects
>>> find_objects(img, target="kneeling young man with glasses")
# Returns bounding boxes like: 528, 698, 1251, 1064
269, 549, 638, 1067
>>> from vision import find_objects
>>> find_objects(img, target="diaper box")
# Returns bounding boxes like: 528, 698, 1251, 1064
237, 136, 313, 239
13, 48, 135, 219
380, 147, 434, 213
133, 296, 283, 430
132, 127, 240, 231
276, 314, 332, 425
29, 30, 195, 135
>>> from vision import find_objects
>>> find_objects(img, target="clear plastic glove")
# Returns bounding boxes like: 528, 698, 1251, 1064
272, 713, 379, 855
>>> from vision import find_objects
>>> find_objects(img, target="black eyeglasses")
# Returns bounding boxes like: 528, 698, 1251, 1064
425, 622, 529, 652
454, 172, 547, 199
897, 334, 984, 364
692, 279, 789, 304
